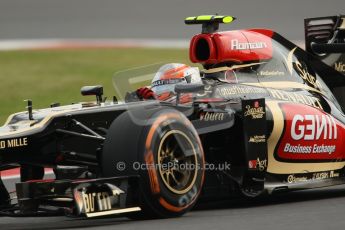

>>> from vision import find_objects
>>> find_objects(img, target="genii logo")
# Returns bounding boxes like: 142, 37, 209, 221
276, 103, 345, 161
291, 114, 337, 141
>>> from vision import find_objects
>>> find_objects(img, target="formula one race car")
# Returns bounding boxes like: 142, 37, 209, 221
1, 14, 345, 218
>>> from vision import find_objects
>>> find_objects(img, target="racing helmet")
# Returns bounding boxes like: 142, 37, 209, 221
151, 63, 202, 99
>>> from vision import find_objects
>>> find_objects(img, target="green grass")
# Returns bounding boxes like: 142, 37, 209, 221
0, 48, 191, 123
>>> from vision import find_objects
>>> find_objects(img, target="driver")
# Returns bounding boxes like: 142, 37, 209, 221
136, 63, 202, 103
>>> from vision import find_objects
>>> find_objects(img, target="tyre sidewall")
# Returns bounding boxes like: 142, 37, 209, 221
138, 109, 204, 217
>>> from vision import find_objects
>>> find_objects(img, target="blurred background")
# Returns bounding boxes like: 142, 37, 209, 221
0, 0, 344, 41
0, 0, 344, 122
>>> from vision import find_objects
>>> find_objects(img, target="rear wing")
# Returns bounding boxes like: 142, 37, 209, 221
305, 15, 345, 75
304, 15, 345, 110
305, 15, 345, 53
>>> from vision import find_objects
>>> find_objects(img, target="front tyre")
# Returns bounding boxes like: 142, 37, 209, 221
102, 108, 205, 218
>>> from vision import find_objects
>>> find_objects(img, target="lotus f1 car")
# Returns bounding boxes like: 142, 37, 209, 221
1, 15, 345, 218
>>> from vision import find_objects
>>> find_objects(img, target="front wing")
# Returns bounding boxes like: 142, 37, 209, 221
13, 176, 141, 218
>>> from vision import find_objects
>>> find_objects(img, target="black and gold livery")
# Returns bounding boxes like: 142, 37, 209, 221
1, 15, 345, 218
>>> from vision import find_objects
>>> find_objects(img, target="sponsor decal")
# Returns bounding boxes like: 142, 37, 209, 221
284, 113, 337, 155
244, 102, 265, 119
178, 185, 198, 206
328, 170, 340, 178
248, 160, 257, 169
0, 137, 28, 149
249, 135, 266, 143
283, 144, 336, 155
268, 89, 323, 110
231, 39, 267, 50
312, 171, 340, 180
335, 62, 345, 73
151, 78, 184, 87
259, 70, 285, 76
294, 63, 322, 90
248, 157, 267, 171
199, 112, 225, 121
216, 85, 266, 97
277, 103, 345, 161
285, 47, 323, 91
291, 114, 337, 141
287, 174, 308, 183
287, 170, 340, 183
81, 188, 124, 213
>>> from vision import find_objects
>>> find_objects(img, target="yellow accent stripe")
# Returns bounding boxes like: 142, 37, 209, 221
202, 62, 265, 74
0, 105, 94, 137
196, 15, 213, 21
222, 16, 234, 23
340, 18, 345, 29
185, 15, 235, 24
185, 16, 196, 21
86, 207, 141, 218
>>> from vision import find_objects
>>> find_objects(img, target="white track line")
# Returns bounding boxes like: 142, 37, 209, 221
0, 39, 304, 51
0, 39, 189, 51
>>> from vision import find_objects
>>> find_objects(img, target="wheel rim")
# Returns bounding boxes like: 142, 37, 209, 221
157, 130, 198, 195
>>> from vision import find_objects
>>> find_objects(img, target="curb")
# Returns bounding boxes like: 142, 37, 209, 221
1, 168, 53, 180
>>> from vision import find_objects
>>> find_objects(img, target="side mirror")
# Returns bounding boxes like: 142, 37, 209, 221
175, 84, 204, 105
81, 85, 103, 104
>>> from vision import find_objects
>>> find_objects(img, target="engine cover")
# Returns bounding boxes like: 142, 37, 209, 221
189, 29, 274, 65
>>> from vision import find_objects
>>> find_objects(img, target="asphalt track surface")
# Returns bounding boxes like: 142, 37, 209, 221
0, 0, 344, 41
2, 1, 345, 229
1, 176, 345, 230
